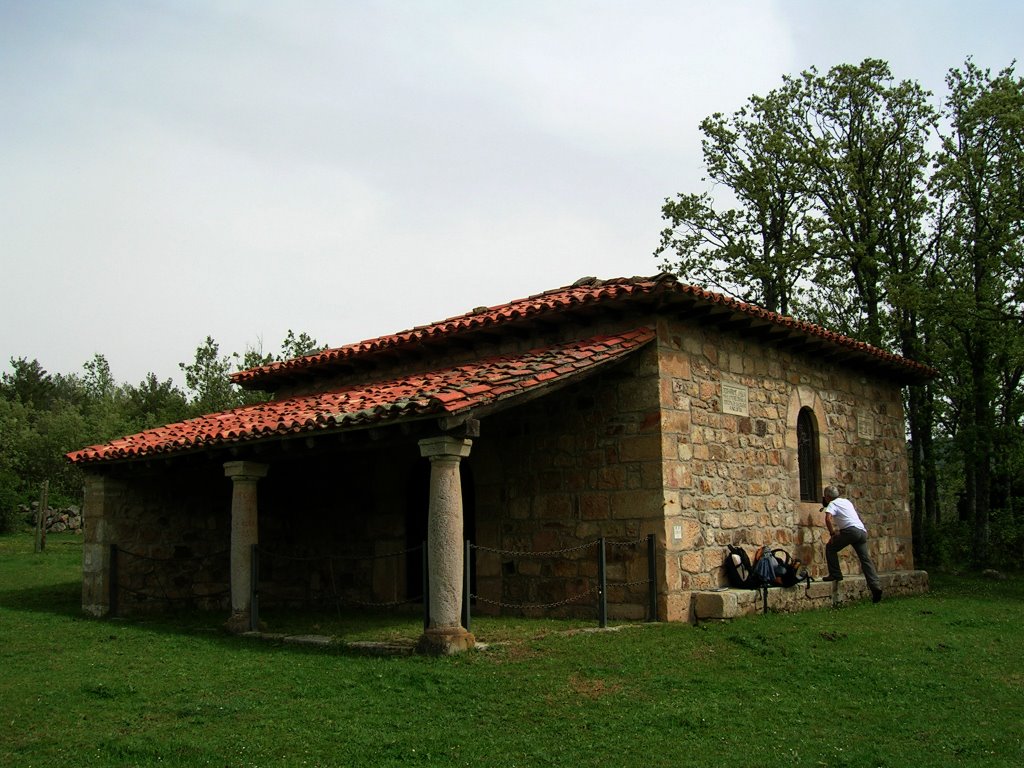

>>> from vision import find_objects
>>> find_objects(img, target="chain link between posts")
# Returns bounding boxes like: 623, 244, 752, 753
467, 536, 655, 618
108, 536, 658, 623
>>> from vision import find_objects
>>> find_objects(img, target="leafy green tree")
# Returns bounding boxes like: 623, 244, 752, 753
179, 336, 241, 415
780, 59, 937, 348
179, 331, 326, 414
0, 397, 31, 529
124, 373, 189, 431
1, 358, 56, 409
78, 353, 134, 444
280, 329, 324, 360
784, 59, 939, 559
0, 392, 88, 512
931, 59, 1024, 564
657, 85, 814, 315
659, 59, 945, 562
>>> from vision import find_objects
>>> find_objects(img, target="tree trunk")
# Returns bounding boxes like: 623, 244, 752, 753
907, 387, 925, 564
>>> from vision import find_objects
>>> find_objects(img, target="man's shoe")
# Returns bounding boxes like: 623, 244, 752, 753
822, 575, 843, 582
871, 587, 883, 603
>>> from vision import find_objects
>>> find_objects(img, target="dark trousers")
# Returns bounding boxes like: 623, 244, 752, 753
825, 527, 881, 590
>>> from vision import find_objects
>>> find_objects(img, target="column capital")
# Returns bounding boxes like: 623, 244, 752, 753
223, 461, 269, 481
418, 436, 472, 460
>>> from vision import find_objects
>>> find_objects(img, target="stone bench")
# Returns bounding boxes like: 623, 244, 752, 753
691, 570, 929, 622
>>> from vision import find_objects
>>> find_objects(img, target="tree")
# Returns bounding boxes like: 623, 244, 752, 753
780, 59, 937, 348
1, 358, 56, 409
179, 331, 326, 414
657, 85, 814, 315
659, 59, 946, 562
783, 60, 939, 561
656, 58, 1024, 565
124, 373, 188, 432
931, 59, 1024, 564
280, 329, 324, 360
179, 337, 240, 415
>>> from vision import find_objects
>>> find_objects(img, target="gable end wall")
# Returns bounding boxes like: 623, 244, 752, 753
656, 317, 913, 621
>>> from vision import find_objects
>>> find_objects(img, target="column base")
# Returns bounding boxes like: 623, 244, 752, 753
416, 627, 476, 655
224, 611, 257, 634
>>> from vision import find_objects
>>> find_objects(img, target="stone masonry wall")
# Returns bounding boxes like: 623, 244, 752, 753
84, 443, 422, 617
656, 316, 913, 621
81, 467, 232, 615
472, 343, 664, 622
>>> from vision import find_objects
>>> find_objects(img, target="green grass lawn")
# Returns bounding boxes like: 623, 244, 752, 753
1, 532, 1022, 767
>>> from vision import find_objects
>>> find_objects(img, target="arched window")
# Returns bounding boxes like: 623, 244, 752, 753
797, 407, 821, 502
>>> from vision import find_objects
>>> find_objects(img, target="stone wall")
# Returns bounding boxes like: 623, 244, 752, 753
470, 314, 915, 624
656, 316, 913, 621
83, 467, 232, 615
20, 503, 83, 533
83, 442, 424, 617
472, 343, 664, 622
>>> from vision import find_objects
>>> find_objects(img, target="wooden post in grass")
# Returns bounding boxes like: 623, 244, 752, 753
34, 480, 49, 553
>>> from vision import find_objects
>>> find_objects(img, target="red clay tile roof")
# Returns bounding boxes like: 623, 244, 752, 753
231, 273, 934, 388
67, 328, 654, 465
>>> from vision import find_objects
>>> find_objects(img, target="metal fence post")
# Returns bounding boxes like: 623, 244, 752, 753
597, 536, 607, 629
463, 539, 472, 633
108, 544, 119, 617
647, 533, 657, 622
250, 543, 260, 632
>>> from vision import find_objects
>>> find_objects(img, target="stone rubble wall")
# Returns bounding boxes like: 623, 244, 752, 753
21, 503, 84, 533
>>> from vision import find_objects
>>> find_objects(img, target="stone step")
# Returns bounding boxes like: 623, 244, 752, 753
691, 570, 929, 621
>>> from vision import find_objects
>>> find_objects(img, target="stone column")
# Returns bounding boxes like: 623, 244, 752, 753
223, 460, 269, 633
417, 436, 475, 654
81, 473, 124, 617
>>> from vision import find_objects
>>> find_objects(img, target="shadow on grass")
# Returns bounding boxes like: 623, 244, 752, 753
0, 586, 409, 658
0, 580, 83, 616
0, 578, 604, 658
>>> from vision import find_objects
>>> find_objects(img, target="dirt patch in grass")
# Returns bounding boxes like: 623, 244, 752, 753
568, 673, 622, 699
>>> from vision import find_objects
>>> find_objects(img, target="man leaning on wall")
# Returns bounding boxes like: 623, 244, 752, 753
821, 485, 883, 603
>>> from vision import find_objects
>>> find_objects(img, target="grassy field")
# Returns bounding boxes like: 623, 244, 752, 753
1, 532, 1022, 767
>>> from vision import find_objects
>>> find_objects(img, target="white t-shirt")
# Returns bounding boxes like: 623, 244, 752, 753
826, 497, 867, 532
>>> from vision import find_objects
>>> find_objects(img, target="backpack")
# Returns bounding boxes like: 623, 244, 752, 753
723, 545, 760, 589
753, 545, 783, 586
765, 548, 813, 589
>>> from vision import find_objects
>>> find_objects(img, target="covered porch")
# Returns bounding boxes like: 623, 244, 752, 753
73, 330, 658, 654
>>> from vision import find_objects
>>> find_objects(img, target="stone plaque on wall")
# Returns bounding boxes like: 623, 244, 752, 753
721, 382, 749, 416
858, 412, 874, 439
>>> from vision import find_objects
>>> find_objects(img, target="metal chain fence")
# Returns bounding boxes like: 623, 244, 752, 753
466, 534, 657, 631
109, 534, 659, 631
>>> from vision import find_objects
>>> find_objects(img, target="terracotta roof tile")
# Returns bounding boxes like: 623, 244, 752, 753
231, 274, 933, 388
68, 328, 654, 465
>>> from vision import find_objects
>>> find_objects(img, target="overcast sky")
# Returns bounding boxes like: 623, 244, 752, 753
2, 1, 1021, 388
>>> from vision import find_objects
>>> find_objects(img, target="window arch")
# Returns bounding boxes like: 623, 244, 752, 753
797, 407, 821, 502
